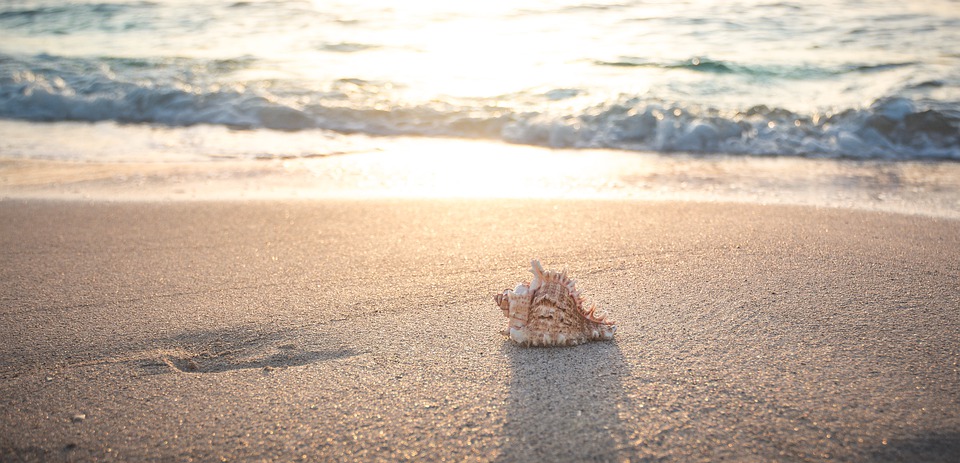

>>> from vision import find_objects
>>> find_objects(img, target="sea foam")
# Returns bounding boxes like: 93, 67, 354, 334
2, 0, 958, 161
2, 59, 956, 160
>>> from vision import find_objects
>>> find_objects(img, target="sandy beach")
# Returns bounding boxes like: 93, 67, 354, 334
1, 198, 957, 461
3, 0, 960, 460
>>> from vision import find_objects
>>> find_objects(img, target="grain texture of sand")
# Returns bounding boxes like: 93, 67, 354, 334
1, 199, 958, 461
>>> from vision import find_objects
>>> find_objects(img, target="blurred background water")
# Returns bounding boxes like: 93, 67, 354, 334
0, 0, 958, 161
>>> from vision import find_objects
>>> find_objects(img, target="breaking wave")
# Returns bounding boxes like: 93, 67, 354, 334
1, 54, 957, 160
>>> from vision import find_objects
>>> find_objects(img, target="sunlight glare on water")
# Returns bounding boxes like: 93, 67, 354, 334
302, 0, 628, 100
0, 0, 957, 160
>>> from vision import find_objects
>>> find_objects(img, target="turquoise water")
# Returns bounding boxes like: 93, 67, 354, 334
1, 0, 958, 160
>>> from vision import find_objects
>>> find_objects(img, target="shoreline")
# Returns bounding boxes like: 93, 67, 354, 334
2, 198, 958, 461
3, 136, 960, 219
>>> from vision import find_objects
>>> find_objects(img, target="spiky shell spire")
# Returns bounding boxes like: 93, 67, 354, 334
494, 260, 616, 347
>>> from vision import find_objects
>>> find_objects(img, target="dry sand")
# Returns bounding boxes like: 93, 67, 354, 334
1, 199, 958, 462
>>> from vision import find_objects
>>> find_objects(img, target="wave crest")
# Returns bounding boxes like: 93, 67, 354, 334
502, 98, 960, 159
1, 55, 957, 160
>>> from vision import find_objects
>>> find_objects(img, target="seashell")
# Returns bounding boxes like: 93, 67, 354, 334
494, 260, 616, 347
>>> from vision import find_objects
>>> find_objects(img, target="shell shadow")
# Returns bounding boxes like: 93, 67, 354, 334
496, 340, 634, 462
867, 431, 960, 462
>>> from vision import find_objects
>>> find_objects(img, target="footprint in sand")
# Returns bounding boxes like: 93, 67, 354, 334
133, 326, 358, 374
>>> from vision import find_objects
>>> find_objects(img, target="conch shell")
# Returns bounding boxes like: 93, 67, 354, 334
494, 260, 616, 346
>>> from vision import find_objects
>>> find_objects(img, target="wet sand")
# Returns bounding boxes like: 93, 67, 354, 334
3, 137, 960, 218
1, 199, 958, 461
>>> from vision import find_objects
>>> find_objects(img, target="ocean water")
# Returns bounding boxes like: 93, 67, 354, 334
0, 0, 959, 161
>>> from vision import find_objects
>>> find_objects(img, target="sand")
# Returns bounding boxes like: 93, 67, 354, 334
0, 198, 958, 461
4, 138, 960, 218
